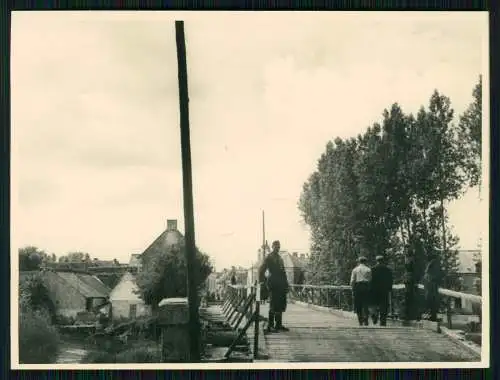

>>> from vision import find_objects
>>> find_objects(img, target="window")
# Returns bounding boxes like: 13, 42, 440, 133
129, 304, 137, 319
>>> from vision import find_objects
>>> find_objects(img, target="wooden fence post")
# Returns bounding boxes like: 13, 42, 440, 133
253, 283, 260, 359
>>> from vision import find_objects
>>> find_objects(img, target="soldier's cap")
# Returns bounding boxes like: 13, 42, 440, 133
358, 256, 368, 263
376, 255, 384, 261
272, 240, 280, 247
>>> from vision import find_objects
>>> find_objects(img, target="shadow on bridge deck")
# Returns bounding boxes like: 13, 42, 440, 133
259, 302, 481, 363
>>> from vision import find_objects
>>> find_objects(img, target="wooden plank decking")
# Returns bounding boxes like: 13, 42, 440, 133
259, 303, 481, 362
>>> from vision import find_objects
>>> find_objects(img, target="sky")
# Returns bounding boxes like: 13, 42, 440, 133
11, 11, 488, 271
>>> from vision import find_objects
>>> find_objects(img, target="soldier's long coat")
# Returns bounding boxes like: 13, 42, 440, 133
259, 252, 289, 312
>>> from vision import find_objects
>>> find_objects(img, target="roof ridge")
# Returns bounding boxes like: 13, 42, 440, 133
140, 228, 170, 255
141, 227, 185, 257
55, 271, 110, 298
51, 271, 87, 298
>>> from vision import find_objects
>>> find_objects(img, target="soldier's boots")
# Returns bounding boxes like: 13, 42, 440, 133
265, 311, 275, 333
275, 325, 289, 332
265, 313, 290, 333
274, 313, 289, 332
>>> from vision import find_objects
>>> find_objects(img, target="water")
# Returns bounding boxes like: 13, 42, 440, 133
55, 337, 89, 364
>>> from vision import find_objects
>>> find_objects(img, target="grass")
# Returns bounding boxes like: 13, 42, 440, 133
82, 339, 161, 363
115, 341, 161, 363
19, 309, 61, 364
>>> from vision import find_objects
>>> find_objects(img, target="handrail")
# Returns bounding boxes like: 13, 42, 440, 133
289, 283, 481, 305
437, 287, 481, 304
288, 282, 482, 331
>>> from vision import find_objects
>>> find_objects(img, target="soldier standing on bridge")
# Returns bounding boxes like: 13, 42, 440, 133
259, 240, 289, 333
350, 256, 372, 326
370, 255, 393, 326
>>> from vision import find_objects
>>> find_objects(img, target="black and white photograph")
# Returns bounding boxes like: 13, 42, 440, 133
10, 11, 489, 369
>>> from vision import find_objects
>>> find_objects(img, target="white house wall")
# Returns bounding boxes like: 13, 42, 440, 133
109, 272, 151, 320
112, 300, 151, 320
109, 273, 143, 302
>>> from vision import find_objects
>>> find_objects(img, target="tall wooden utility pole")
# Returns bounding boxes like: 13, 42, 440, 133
175, 20, 200, 362
262, 210, 266, 258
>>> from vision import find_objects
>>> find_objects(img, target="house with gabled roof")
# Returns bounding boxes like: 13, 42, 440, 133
140, 219, 184, 270
108, 219, 186, 317
109, 271, 151, 320
35, 270, 111, 318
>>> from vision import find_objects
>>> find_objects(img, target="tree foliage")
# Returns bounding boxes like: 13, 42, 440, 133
58, 251, 91, 263
135, 242, 213, 308
19, 246, 54, 271
299, 79, 482, 288
19, 272, 56, 317
458, 75, 482, 188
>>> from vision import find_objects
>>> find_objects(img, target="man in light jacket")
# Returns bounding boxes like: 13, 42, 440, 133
350, 256, 372, 326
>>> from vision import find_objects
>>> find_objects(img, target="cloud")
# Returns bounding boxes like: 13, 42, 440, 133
18, 176, 58, 206
11, 11, 486, 270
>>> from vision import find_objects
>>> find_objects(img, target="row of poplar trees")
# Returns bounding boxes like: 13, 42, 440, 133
298, 76, 482, 289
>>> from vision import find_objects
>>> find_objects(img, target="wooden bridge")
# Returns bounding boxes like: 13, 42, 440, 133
212, 283, 482, 363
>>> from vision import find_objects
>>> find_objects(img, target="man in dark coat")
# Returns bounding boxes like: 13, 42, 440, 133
370, 255, 393, 326
423, 252, 443, 321
403, 254, 418, 321
259, 240, 289, 333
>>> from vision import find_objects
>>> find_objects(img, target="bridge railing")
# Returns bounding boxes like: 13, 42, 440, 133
221, 283, 264, 360
289, 283, 482, 330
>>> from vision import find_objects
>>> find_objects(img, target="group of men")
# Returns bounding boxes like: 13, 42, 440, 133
350, 255, 394, 326
351, 252, 444, 326
257, 239, 444, 333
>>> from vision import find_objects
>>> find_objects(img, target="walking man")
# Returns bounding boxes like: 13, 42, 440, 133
370, 255, 393, 326
259, 240, 289, 333
423, 251, 443, 322
350, 256, 372, 326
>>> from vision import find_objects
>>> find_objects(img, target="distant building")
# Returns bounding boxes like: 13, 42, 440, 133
283, 252, 308, 285
456, 249, 481, 293
91, 259, 120, 267
109, 272, 151, 320
453, 249, 481, 313
206, 272, 218, 294
247, 246, 308, 286
128, 254, 142, 269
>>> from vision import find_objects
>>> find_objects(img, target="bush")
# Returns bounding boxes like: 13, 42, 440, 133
55, 315, 75, 326
19, 309, 60, 364
19, 272, 56, 323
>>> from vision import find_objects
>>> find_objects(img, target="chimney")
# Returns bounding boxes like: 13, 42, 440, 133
167, 219, 177, 231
